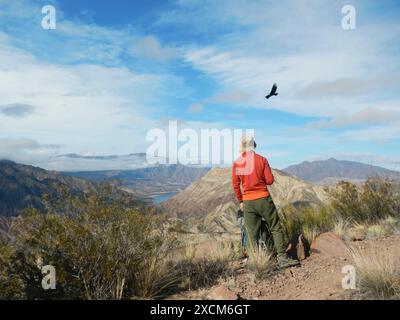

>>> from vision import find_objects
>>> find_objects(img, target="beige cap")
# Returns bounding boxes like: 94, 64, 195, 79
240, 134, 257, 152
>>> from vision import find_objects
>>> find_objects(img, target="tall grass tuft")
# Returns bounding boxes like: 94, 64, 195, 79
350, 246, 400, 299
333, 216, 350, 239
247, 244, 274, 279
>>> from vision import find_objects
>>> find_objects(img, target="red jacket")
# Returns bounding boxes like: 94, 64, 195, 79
232, 151, 274, 202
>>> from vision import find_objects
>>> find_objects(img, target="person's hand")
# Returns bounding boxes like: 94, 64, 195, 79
240, 202, 244, 211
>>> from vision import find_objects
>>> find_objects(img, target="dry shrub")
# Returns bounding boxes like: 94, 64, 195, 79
346, 222, 368, 241
350, 246, 400, 299
366, 225, 389, 240
280, 205, 334, 244
247, 244, 274, 279
331, 178, 399, 223
381, 216, 399, 235
175, 240, 236, 291
0, 191, 178, 300
343, 217, 399, 242
177, 257, 232, 292
206, 240, 235, 261
184, 243, 197, 261
333, 216, 350, 239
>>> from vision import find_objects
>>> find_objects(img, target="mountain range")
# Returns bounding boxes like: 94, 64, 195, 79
160, 158, 400, 234
0, 160, 97, 217
283, 158, 400, 185
2, 157, 400, 221
63, 164, 210, 198
0, 160, 149, 217
0, 160, 209, 216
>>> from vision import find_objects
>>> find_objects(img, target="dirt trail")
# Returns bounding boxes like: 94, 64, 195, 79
232, 253, 348, 300
176, 234, 400, 300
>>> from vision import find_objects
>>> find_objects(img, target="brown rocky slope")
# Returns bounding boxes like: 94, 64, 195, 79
160, 167, 328, 234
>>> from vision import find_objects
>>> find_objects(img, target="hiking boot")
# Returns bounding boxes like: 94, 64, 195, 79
277, 254, 300, 269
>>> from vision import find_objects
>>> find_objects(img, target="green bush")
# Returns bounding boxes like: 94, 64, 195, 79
177, 257, 232, 291
279, 178, 400, 245
330, 178, 399, 223
0, 191, 178, 300
280, 205, 334, 244
0, 185, 240, 300
330, 181, 363, 220
279, 205, 302, 242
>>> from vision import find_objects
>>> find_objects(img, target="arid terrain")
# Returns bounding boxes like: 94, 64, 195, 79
1, 160, 400, 300
160, 167, 328, 234
160, 165, 400, 300
169, 234, 400, 300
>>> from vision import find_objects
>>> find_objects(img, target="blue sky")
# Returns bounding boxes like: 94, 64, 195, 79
0, 0, 400, 171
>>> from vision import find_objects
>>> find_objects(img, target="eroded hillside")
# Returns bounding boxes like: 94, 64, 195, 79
160, 167, 329, 234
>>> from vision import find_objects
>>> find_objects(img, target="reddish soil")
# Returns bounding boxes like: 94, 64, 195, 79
174, 234, 400, 300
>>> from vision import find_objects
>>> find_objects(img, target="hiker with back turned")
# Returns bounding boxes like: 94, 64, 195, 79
232, 135, 299, 269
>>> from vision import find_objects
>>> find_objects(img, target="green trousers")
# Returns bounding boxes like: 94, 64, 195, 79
243, 196, 287, 256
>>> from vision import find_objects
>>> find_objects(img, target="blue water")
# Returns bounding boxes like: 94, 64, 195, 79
151, 192, 179, 204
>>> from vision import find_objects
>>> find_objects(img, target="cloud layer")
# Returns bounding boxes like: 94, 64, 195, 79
0, 0, 399, 171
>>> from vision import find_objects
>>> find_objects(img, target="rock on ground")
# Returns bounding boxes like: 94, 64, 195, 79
207, 285, 238, 300
310, 232, 349, 258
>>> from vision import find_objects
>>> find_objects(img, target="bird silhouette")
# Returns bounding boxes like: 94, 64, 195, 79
265, 83, 278, 99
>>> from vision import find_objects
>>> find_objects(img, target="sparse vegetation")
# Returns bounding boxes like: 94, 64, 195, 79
330, 178, 400, 223
366, 224, 389, 240
381, 216, 400, 235
0, 189, 180, 300
1, 176, 400, 300
280, 205, 334, 244
206, 240, 236, 261
332, 216, 350, 240
177, 257, 232, 292
247, 244, 274, 279
280, 178, 400, 245
346, 222, 368, 241
175, 240, 235, 291
277, 177, 400, 300
0, 189, 240, 300
350, 246, 400, 299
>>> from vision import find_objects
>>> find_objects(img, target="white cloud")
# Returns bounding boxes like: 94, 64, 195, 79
49, 153, 152, 171
175, 0, 400, 154
1, 0, 399, 171
298, 75, 400, 99
340, 126, 400, 143
0, 137, 61, 166
207, 90, 251, 105
0, 103, 36, 117
179, 1, 400, 119
0, 35, 181, 169
132, 35, 178, 62
307, 106, 400, 129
